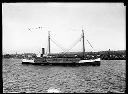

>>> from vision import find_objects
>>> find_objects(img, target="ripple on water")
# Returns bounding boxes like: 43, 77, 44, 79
2, 59, 126, 93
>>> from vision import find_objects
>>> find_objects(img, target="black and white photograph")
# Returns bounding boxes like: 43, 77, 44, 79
2, 3, 126, 93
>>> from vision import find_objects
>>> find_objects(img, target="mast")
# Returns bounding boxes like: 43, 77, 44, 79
48, 31, 51, 54
82, 29, 85, 59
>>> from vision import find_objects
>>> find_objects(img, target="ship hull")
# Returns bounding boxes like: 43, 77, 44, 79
22, 58, 100, 66
22, 62, 100, 66
41, 62, 100, 66
22, 59, 35, 64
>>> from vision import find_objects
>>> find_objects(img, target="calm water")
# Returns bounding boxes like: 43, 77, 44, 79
2, 59, 126, 93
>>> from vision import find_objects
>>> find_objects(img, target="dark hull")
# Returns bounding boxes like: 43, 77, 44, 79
22, 62, 44, 65
22, 61, 100, 66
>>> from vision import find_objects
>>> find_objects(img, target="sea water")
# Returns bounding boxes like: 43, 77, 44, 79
2, 59, 126, 93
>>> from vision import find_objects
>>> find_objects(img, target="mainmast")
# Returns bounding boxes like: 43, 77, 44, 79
48, 31, 51, 54
82, 29, 85, 59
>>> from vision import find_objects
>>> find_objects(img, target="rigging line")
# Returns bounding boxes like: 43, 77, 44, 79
50, 32, 83, 53
50, 33, 66, 50
50, 31, 82, 54
62, 36, 82, 55
68, 36, 82, 52
51, 39, 67, 52
62, 40, 81, 56
50, 35, 64, 48
83, 31, 94, 49
50, 38, 67, 52
84, 35, 94, 49
50, 35, 68, 52
65, 34, 83, 53
86, 39, 93, 49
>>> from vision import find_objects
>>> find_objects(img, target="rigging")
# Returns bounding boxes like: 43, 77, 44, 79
28, 26, 94, 55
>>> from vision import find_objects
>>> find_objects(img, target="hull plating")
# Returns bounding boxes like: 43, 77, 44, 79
22, 58, 101, 66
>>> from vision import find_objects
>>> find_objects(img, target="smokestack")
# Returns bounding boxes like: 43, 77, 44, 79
42, 48, 45, 54
41, 48, 45, 57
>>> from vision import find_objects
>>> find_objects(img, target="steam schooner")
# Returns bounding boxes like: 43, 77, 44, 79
22, 28, 101, 66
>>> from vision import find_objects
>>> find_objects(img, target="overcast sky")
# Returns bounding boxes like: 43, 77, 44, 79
2, 3, 126, 54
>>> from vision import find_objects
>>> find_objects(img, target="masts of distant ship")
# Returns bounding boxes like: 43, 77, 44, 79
48, 31, 51, 54
82, 29, 85, 59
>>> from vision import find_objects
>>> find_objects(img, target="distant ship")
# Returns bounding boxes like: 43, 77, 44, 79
22, 28, 100, 66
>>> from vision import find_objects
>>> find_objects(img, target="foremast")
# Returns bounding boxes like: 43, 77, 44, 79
48, 31, 51, 54
82, 29, 85, 59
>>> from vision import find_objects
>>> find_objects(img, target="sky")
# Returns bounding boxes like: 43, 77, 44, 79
2, 3, 126, 55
